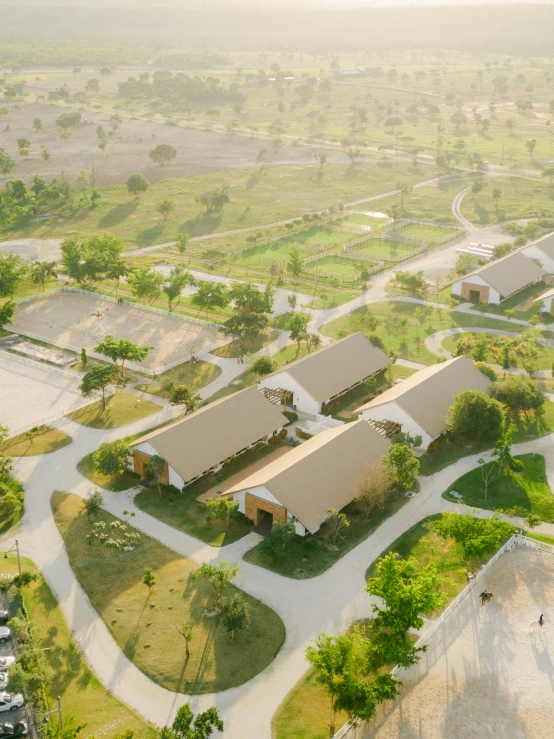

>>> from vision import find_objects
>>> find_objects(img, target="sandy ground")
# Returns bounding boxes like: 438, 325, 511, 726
366, 546, 554, 739
0, 238, 63, 261
0, 352, 84, 433
0, 101, 348, 186
10, 291, 223, 370
196, 445, 293, 503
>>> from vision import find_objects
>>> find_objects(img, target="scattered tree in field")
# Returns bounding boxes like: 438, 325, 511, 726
147, 455, 167, 497
326, 508, 350, 546
0, 149, 16, 177
287, 312, 309, 354
249, 356, 277, 377
356, 462, 392, 519
220, 593, 251, 641
149, 143, 177, 166
286, 246, 304, 277
127, 172, 150, 198
110, 114, 122, 131
176, 621, 195, 661
143, 568, 156, 595
156, 198, 176, 221
190, 561, 239, 603
92, 439, 130, 477
169, 385, 201, 414
32, 118, 43, 132
525, 139, 537, 158
127, 266, 164, 304
175, 233, 189, 255
40, 144, 51, 161
29, 261, 57, 291
382, 444, 419, 491
163, 264, 191, 311
162, 704, 223, 739
396, 181, 413, 210
191, 280, 229, 319
94, 335, 153, 376
448, 390, 504, 444
195, 185, 230, 213
56, 111, 81, 129
79, 365, 122, 411
492, 188, 502, 208
85, 78, 100, 94
83, 490, 103, 518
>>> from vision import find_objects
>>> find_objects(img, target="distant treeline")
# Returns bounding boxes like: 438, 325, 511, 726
2, 4, 554, 60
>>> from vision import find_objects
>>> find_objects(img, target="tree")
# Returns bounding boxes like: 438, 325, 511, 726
326, 508, 350, 546
156, 199, 176, 221
356, 462, 391, 519
229, 282, 273, 314
0, 149, 15, 178
79, 364, 122, 411
149, 144, 177, 166
286, 246, 304, 277
477, 457, 497, 500
94, 335, 153, 376
195, 185, 230, 213
261, 519, 297, 559
169, 385, 201, 414
250, 356, 277, 377
147, 455, 167, 497
0, 301, 16, 329
85, 78, 100, 94
175, 233, 189, 255
83, 490, 103, 518
491, 423, 516, 474
143, 568, 156, 595
382, 444, 419, 491
492, 188, 502, 208
222, 312, 268, 343
448, 389, 504, 444
163, 704, 223, 739
40, 144, 51, 161
206, 495, 239, 525
92, 439, 130, 476
32, 118, 43, 132
220, 593, 251, 641
190, 561, 239, 603
29, 261, 57, 291
86, 520, 140, 558
176, 621, 195, 661
127, 173, 150, 198
191, 281, 229, 319
491, 375, 545, 413
127, 266, 164, 304
525, 139, 537, 158
163, 265, 191, 311
56, 111, 81, 130
61, 233, 124, 284
433, 512, 513, 558
0, 253, 25, 299
396, 181, 413, 210
287, 312, 309, 354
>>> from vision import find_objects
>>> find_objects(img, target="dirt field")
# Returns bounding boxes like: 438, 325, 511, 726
10, 291, 224, 371
0, 101, 348, 186
365, 546, 554, 739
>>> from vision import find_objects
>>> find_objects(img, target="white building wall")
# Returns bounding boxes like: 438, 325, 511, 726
132, 441, 157, 457
539, 295, 554, 313
232, 486, 308, 536
359, 403, 434, 449
523, 245, 554, 275
451, 274, 501, 304
258, 371, 321, 414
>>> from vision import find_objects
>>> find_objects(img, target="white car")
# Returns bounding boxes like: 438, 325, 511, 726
0, 630, 10, 646
0, 660, 14, 674
0, 675, 7, 690
0, 695, 23, 714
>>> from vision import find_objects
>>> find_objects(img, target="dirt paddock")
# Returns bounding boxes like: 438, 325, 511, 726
10, 291, 223, 371
363, 546, 554, 739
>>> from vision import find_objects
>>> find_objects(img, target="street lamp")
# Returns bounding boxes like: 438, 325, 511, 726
3, 540, 21, 576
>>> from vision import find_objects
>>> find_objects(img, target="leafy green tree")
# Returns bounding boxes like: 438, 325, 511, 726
326, 508, 350, 546
286, 246, 304, 277
127, 173, 150, 198
85, 78, 100, 93
146, 455, 167, 497
156, 198, 176, 221
525, 139, 537, 157
195, 185, 230, 213
169, 385, 201, 414
0, 148, 15, 177
32, 118, 43, 132
222, 312, 268, 343
287, 312, 309, 353
127, 266, 164, 304
149, 144, 177, 166
163, 265, 191, 311
143, 568, 156, 595
396, 181, 413, 210
83, 490, 103, 518
0, 301, 16, 329
471, 334, 489, 362
261, 519, 297, 558
220, 593, 251, 641
206, 495, 239, 525
190, 561, 239, 602
60, 233, 124, 283
162, 704, 223, 739
79, 364, 122, 411
191, 281, 230, 319
433, 512, 514, 558
249, 356, 277, 377
382, 444, 419, 491
491, 375, 545, 413
0, 253, 25, 298
56, 111, 81, 129
491, 423, 516, 474
29, 261, 57, 291
176, 621, 195, 661
175, 233, 189, 255
94, 335, 153, 376
229, 282, 273, 313
448, 390, 504, 444
92, 439, 130, 476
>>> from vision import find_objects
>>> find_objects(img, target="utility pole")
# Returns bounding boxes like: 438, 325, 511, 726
57, 697, 63, 730
15, 540, 21, 577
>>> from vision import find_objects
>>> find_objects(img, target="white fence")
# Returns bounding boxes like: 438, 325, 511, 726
0, 348, 78, 381
332, 532, 548, 739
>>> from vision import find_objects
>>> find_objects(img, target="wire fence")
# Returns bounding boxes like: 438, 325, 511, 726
332, 532, 546, 739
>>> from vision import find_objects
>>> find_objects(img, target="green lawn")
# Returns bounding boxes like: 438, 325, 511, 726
77, 452, 139, 492
320, 301, 521, 365
419, 402, 554, 476
462, 177, 554, 226
307, 256, 368, 278
210, 329, 280, 359
67, 392, 162, 429
444, 453, 554, 521
342, 213, 389, 228
52, 491, 286, 693
394, 223, 457, 241
0, 425, 72, 456
244, 493, 407, 579
4, 555, 157, 739
135, 359, 221, 396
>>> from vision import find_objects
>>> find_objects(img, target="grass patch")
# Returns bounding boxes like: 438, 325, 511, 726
441, 333, 554, 370
0, 425, 71, 456
4, 555, 157, 739
135, 359, 221, 397
244, 493, 407, 579
210, 329, 279, 358
52, 491, 286, 693
77, 452, 139, 492
67, 392, 162, 429
444, 453, 554, 521
418, 403, 554, 476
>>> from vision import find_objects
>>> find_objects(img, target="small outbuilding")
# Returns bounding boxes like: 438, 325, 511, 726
258, 332, 390, 415
523, 233, 554, 274
129, 387, 286, 489
357, 356, 491, 449
534, 287, 554, 316
451, 251, 544, 304
222, 420, 390, 536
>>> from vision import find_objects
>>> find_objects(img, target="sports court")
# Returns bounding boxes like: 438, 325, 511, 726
10, 291, 224, 371
0, 352, 84, 433
365, 546, 554, 739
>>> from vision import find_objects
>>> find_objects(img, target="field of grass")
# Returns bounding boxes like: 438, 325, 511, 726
135, 358, 221, 396
0, 425, 71, 456
462, 177, 554, 225
444, 453, 554, 521
2, 554, 157, 739
308, 256, 368, 278
419, 401, 554, 476
395, 222, 457, 241
67, 392, 162, 428
52, 491, 286, 693
77, 452, 139, 492
320, 301, 521, 365
342, 213, 389, 228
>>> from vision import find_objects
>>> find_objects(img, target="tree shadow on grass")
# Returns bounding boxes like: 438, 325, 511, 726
136, 223, 165, 247
99, 200, 139, 228
180, 213, 222, 238
246, 170, 266, 190
474, 204, 490, 224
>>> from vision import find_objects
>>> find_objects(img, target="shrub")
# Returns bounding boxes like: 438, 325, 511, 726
433, 512, 514, 558
283, 410, 298, 424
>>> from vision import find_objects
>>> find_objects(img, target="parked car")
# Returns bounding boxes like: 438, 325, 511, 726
0, 695, 23, 714
0, 629, 10, 645
0, 660, 15, 674
0, 675, 7, 690
0, 614, 9, 626
0, 722, 27, 738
